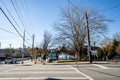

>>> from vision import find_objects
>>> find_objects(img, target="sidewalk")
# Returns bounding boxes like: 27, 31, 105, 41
19, 60, 34, 65
19, 59, 43, 65
19, 60, 120, 65
46, 61, 120, 65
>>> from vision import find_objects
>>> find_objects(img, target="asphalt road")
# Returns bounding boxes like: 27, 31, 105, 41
0, 62, 120, 80
0, 64, 17, 72
72, 63, 120, 80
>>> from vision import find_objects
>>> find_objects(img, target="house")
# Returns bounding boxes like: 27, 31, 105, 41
58, 52, 74, 60
48, 52, 57, 59
58, 52, 67, 60
48, 49, 58, 59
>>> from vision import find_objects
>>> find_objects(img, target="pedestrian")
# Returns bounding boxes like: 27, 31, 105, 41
42, 54, 46, 65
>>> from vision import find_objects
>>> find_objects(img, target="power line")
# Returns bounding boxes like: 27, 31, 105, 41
20, 0, 32, 38
10, 0, 32, 45
16, 0, 32, 38
0, 9, 32, 46
25, 40, 32, 46
68, 0, 79, 9
0, 7, 23, 38
0, 36, 20, 38
11, 0, 32, 41
0, 0, 23, 32
0, 6, 32, 47
99, 5, 120, 12
68, 0, 120, 12
24, 0, 34, 33
10, 0, 26, 29
0, 27, 18, 36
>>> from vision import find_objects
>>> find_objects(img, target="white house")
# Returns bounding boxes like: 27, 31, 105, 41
58, 52, 74, 60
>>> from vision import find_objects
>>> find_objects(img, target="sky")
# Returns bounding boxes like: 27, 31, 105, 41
0, 0, 120, 48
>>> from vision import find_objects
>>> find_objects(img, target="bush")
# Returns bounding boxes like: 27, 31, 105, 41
55, 60, 74, 63
49, 59, 57, 62
81, 56, 89, 61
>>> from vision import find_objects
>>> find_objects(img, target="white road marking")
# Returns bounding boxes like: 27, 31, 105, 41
0, 77, 88, 80
92, 64, 110, 69
1, 71, 79, 74
11, 68, 71, 70
0, 65, 94, 80
68, 65, 94, 80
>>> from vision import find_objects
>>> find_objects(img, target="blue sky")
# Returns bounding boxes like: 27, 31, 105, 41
0, 0, 120, 48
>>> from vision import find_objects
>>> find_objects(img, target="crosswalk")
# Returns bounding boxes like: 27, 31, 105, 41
0, 64, 93, 80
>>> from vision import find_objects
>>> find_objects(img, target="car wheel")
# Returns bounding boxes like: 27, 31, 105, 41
11, 61, 13, 64
5, 62, 7, 64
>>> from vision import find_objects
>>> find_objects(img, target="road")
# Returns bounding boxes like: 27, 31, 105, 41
0, 64, 17, 72
0, 62, 120, 80
72, 63, 120, 80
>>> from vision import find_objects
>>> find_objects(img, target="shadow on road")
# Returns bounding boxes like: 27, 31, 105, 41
83, 68, 120, 78
45, 78, 62, 80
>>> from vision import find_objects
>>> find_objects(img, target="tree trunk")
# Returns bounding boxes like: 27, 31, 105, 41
75, 51, 80, 61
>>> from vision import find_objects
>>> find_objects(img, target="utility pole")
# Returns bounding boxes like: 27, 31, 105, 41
85, 12, 92, 63
0, 42, 1, 54
0, 42, 2, 61
23, 30, 25, 53
0, 42, 1, 49
67, 1, 92, 62
22, 30, 25, 64
9, 44, 11, 54
32, 34, 35, 62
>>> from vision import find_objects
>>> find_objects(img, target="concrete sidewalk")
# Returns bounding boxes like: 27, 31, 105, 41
47, 61, 120, 65
19, 60, 34, 65
19, 59, 43, 65
19, 60, 120, 65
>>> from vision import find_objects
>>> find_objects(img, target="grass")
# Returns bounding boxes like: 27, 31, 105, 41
54, 60, 75, 63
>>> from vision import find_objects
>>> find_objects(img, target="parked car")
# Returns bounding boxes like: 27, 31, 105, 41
114, 54, 120, 59
5, 57, 17, 64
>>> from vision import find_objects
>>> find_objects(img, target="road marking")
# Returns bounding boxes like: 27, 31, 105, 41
0, 77, 88, 80
1, 71, 79, 74
12, 68, 71, 70
0, 65, 94, 80
92, 64, 110, 69
68, 65, 94, 80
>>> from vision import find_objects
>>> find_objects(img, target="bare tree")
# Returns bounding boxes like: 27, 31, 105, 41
53, 5, 110, 60
100, 37, 112, 47
113, 32, 120, 41
40, 31, 53, 55
43, 31, 52, 49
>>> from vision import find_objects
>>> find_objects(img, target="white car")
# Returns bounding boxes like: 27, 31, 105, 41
5, 57, 17, 64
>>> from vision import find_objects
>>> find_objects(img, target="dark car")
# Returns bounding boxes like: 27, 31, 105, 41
114, 54, 120, 59
5, 57, 17, 64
